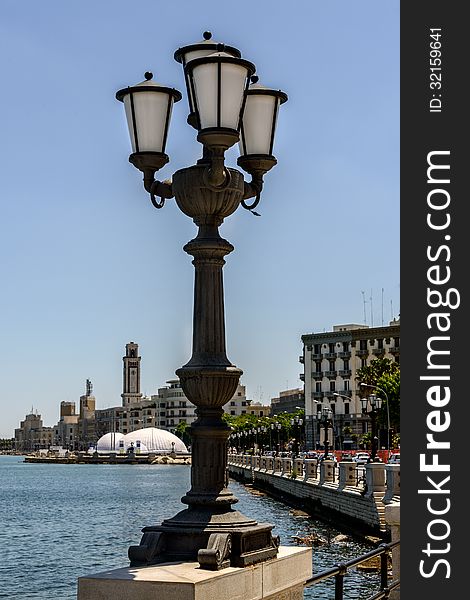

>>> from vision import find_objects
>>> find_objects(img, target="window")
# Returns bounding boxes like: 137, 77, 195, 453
314, 344, 321, 354
315, 382, 321, 392
343, 359, 349, 370
361, 358, 367, 368
378, 338, 384, 349
360, 339, 367, 351
230, 410, 236, 415
230, 401, 236, 406
241, 401, 247, 406
329, 359, 335, 371
343, 342, 349, 352
237, 392, 242, 396
317, 404, 322, 413
344, 380, 350, 391
329, 381, 336, 392
344, 403, 350, 414
330, 404, 335, 414
315, 361, 322, 372
241, 410, 246, 414
329, 343, 335, 353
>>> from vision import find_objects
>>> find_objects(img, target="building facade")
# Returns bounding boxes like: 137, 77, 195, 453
14, 411, 53, 452
270, 388, 304, 416
300, 319, 400, 450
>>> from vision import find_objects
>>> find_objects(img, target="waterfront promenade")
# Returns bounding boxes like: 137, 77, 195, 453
228, 454, 400, 538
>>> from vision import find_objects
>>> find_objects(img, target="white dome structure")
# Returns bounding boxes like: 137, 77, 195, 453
96, 432, 125, 453
95, 428, 188, 455
124, 428, 188, 454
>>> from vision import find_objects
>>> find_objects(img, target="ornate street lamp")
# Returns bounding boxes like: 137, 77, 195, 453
360, 394, 383, 462
320, 407, 333, 459
116, 32, 287, 572
360, 382, 391, 459
290, 415, 303, 459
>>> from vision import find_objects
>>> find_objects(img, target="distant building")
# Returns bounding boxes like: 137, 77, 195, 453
121, 341, 142, 407
300, 319, 400, 450
270, 388, 304, 416
14, 411, 53, 452
53, 401, 79, 449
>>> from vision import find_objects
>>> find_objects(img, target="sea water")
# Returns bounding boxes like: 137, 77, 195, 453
0, 455, 380, 599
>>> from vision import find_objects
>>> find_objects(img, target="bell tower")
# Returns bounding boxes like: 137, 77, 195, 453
121, 342, 142, 407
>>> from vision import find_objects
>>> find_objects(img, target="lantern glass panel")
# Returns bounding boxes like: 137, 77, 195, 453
123, 91, 172, 153
240, 94, 278, 156
191, 60, 248, 130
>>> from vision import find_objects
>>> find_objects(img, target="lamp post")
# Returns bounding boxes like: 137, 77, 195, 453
276, 422, 282, 455
320, 407, 333, 459
332, 391, 354, 451
290, 415, 303, 459
360, 382, 391, 459
117, 32, 287, 571
360, 394, 383, 462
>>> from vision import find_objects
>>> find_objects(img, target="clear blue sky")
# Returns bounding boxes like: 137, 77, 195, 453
0, 0, 399, 438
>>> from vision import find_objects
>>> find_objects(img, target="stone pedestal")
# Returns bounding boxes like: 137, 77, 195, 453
319, 460, 335, 484
281, 458, 292, 476
383, 464, 400, 503
77, 546, 312, 600
338, 461, 356, 488
303, 459, 317, 480
364, 462, 386, 497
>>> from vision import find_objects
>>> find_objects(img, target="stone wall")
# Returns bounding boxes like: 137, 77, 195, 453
228, 455, 400, 538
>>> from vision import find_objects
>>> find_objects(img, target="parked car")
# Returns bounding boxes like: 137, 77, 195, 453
305, 451, 318, 460
352, 452, 370, 464
318, 453, 337, 463
388, 453, 400, 464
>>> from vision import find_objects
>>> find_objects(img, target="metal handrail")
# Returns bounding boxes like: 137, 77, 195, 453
304, 540, 400, 600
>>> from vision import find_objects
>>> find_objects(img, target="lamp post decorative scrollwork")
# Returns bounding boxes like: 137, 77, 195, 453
116, 31, 287, 572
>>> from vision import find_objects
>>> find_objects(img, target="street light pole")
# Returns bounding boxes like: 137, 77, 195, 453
320, 407, 332, 459
117, 32, 287, 571
360, 394, 383, 462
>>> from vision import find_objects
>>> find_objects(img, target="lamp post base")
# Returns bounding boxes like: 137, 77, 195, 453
128, 508, 279, 570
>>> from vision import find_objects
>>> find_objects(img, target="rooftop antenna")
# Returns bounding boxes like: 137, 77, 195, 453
370, 289, 374, 327
381, 287, 384, 326
391, 299, 394, 321
361, 291, 367, 324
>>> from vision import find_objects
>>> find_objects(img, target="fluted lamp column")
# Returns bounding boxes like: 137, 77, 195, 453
116, 32, 287, 572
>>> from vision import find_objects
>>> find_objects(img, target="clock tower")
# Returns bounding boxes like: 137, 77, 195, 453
121, 341, 142, 407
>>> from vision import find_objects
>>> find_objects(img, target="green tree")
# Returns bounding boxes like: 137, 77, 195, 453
356, 357, 400, 435
174, 421, 191, 446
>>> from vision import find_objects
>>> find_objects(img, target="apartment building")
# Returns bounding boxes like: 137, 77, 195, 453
300, 319, 400, 450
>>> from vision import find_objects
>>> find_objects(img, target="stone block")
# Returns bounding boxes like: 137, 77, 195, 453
77, 546, 312, 600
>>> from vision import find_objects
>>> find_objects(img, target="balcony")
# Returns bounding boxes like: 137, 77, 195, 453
325, 352, 337, 359
338, 351, 351, 358
356, 349, 368, 357
373, 348, 385, 356
311, 371, 323, 379
312, 392, 323, 399
299, 355, 304, 364
311, 353, 322, 360
323, 371, 337, 378
338, 370, 352, 377
389, 346, 400, 353
299, 373, 305, 381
